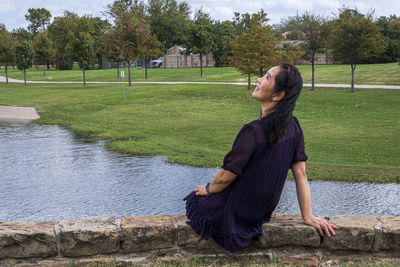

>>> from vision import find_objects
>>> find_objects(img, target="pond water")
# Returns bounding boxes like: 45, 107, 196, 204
0, 124, 399, 222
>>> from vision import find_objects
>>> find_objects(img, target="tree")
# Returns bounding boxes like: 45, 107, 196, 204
15, 41, 33, 85
272, 15, 303, 40
140, 29, 161, 80
374, 15, 400, 63
299, 12, 328, 91
103, 29, 124, 78
66, 32, 97, 85
48, 11, 109, 70
210, 20, 236, 66
48, 11, 80, 69
0, 27, 16, 84
12, 27, 31, 42
32, 32, 56, 76
107, 2, 153, 86
25, 8, 52, 35
147, 0, 191, 53
229, 11, 301, 89
185, 9, 214, 78
327, 8, 386, 92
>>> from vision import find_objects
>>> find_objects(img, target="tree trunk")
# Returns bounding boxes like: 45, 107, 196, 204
259, 68, 263, 78
24, 68, 26, 86
47, 60, 50, 70
117, 62, 120, 79
128, 61, 132, 86
351, 64, 356, 93
145, 58, 148, 80
200, 53, 203, 78
83, 68, 86, 86
247, 73, 251, 90
311, 53, 315, 91
44, 65, 46, 77
5, 66, 8, 85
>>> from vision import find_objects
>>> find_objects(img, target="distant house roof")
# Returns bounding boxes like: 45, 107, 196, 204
167, 46, 186, 55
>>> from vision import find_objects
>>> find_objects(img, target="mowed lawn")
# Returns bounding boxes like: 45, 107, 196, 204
4, 62, 400, 85
0, 82, 399, 183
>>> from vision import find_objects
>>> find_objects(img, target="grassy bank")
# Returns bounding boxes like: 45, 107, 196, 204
4, 62, 400, 85
0, 82, 399, 183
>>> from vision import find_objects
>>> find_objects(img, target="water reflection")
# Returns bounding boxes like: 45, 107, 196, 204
0, 124, 399, 222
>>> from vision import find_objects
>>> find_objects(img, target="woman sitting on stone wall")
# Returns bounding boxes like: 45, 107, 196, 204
184, 63, 337, 252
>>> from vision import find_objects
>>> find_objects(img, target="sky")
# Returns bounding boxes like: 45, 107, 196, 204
1, 0, 399, 30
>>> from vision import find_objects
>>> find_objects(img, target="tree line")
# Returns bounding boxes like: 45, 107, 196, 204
0, 0, 399, 91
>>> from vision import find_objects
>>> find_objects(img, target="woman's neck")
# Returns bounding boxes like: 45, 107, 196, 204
259, 101, 277, 118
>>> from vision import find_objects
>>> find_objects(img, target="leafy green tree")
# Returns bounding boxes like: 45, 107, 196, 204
210, 20, 235, 66
12, 27, 31, 42
0, 26, 16, 84
103, 29, 124, 78
140, 29, 161, 80
299, 12, 328, 91
25, 8, 52, 35
15, 41, 33, 85
147, 0, 191, 53
48, 11, 80, 69
185, 9, 214, 78
66, 32, 97, 85
229, 11, 301, 89
107, 4, 151, 86
32, 32, 56, 76
374, 15, 400, 63
328, 8, 387, 92
272, 15, 303, 40
48, 11, 108, 70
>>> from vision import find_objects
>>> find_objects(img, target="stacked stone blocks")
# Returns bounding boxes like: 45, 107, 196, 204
0, 214, 399, 261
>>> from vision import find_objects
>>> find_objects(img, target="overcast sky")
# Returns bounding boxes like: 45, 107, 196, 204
1, 0, 399, 30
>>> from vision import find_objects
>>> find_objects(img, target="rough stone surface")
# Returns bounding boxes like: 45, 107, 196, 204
380, 216, 400, 251
73, 257, 115, 266
280, 256, 319, 267
174, 215, 201, 247
0, 221, 57, 259
57, 217, 120, 257
324, 215, 378, 251
260, 214, 321, 248
121, 215, 174, 253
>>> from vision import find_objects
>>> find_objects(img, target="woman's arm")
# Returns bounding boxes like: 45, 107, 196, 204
195, 168, 237, 196
292, 161, 336, 237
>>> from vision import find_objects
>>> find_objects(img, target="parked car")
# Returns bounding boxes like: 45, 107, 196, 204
150, 58, 163, 68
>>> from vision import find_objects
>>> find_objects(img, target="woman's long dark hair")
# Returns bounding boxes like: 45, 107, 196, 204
260, 63, 303, 147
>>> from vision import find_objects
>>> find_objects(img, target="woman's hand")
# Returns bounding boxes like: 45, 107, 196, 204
304, 216, 337, 237
194, 184, 208, 196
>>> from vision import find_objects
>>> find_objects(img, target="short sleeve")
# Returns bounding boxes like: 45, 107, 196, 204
291, 118, 308, 165
222, 124, 256, 177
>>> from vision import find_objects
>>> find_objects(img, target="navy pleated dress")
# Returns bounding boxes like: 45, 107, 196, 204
184, 116, 308, 252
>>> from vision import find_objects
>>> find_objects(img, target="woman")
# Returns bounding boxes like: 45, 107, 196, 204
184, 63, 336, 252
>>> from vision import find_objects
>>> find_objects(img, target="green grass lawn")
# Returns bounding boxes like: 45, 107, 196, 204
0, 82, 399, 184
3, 62, 400, 85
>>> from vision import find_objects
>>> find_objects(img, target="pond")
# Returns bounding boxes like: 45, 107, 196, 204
0, 124, 399, 222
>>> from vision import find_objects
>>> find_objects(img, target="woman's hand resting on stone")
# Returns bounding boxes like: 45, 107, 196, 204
304, 215, 337, 237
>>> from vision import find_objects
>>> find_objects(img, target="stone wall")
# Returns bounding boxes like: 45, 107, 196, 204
163, 54, 215, 68
1, 214, 399, 265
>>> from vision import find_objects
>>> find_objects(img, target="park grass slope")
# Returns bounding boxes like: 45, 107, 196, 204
0, 82, 399, 183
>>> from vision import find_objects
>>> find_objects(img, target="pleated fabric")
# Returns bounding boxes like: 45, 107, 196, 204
184, 116, 308, 252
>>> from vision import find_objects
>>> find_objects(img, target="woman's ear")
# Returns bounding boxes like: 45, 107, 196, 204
272, 90, 285, 102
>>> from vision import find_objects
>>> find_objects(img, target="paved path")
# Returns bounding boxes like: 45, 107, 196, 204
1, 76, 399, 89
0, 105, 40, 124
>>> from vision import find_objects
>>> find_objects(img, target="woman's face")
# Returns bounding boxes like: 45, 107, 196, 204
252, 66, 281, 102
